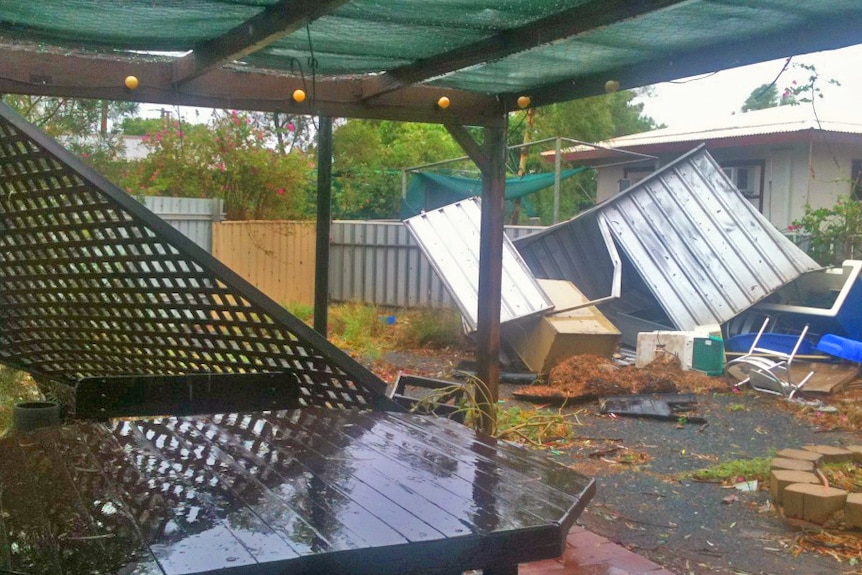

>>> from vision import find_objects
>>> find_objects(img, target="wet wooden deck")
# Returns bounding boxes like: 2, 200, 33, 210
0, 408, 594, 574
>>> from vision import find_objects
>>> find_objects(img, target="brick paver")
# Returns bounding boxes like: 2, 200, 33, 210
519, 525, 674, 575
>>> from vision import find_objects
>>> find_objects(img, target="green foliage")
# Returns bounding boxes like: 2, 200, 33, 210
2, 95, 138, 136
518, 90, 659, 223
782, 62, 841, 106
333, 120, 464, 219
0, 367, 42, 436
791, 197, 862, 266
689, 457, 771, 483
742, 83, 780, 112
324, 302, 401, 360
121, 117, 165, 136
414, 381, 581, 444
393, 307, 463, 349
284, 302, 315, 324
129, 111, 315, 220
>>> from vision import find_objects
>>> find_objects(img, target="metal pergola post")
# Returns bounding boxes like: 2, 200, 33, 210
314, 116, 334, 336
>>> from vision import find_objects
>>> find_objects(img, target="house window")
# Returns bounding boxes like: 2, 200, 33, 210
852, 160, 862, 201
621, 165, 656, 191
721, 160, 764, 212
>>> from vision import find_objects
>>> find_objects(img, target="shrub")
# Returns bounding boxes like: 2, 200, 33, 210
791, 197, 862, 266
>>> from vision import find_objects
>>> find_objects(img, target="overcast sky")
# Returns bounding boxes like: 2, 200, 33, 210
635, 43, 862, 129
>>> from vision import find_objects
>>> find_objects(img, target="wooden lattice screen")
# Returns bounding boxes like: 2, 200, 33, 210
0, 102, 392, 411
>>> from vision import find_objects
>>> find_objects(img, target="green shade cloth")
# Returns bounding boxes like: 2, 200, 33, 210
401, 168, 588, 219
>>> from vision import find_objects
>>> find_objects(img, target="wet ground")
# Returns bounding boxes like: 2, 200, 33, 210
376, 350, 862, 575
547, 391, 861, 575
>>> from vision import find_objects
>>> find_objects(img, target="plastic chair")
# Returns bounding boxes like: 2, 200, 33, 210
724, 318, 815, 398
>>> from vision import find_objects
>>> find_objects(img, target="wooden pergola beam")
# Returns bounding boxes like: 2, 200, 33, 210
0, 44, 505, 126
172, 0, 350, 85
360, 0, 688, 100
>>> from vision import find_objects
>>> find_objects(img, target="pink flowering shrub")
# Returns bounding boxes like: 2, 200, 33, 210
131, 111, 314, 220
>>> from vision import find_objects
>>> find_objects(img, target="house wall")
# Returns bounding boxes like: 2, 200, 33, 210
595, 141, 858, 231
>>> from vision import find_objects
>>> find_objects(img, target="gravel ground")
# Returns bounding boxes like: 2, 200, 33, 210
507, 389, 862, 575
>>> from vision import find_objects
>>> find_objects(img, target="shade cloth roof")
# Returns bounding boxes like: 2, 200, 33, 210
2, 1, 862, 126
401, 168, 587, 218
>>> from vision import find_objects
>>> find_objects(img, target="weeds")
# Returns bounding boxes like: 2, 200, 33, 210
284, 301, 467, 360
393, 307, 463, 349
411, 379, 582, 447
0, 366, 42, 435
687, 456, 772, 483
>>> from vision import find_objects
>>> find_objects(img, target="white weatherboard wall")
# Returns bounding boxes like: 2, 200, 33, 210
404, 197, 553, 331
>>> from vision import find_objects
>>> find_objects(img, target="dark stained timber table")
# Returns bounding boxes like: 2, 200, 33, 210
0, 409, 595, 575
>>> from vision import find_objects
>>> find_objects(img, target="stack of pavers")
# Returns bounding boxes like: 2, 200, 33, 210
770, 445, 862, 526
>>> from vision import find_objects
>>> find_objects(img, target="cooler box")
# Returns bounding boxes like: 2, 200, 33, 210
503, 279, 620, 375
637, 331, 724, 375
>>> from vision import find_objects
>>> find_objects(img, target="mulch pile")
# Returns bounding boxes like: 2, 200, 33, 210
513, 352, 728, 402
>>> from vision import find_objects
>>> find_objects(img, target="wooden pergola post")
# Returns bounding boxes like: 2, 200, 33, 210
446, 118, 508, 435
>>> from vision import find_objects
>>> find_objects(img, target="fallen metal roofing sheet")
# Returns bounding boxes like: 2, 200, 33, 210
403, 197, 553, 332
515, 146, 821, 332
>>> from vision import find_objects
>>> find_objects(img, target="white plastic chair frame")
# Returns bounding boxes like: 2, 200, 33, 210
724, 318, 815, 398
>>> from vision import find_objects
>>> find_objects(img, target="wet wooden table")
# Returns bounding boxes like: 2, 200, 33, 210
0, 408, 594, 575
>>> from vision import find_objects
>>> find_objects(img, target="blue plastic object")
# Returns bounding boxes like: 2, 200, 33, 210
724, 332, 816, 355
816, 334, 862, 363
837, 278, 862, 339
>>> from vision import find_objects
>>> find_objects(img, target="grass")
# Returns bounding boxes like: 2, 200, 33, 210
285, 301, 466, 360
687, 456, 772, 483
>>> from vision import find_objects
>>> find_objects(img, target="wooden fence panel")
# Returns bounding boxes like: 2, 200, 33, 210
210, 220, 544, 309
212, 221, 316, 306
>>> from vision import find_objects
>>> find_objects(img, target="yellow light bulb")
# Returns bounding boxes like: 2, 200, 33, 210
517, 95, 531, 109
124, 76, 139, 90
292, 89, 306, 103
437, 96, 450, 109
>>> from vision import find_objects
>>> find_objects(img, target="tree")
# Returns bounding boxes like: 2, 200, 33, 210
331, 91, 659, 222
2, 95, 138, 136
127, 110, 315, 220
332, 120, 463, 219
2, 95, 142, 188
521, 90, 661, 223
741, 83, 780, 112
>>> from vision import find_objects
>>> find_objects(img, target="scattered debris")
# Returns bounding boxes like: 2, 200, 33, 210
599, 393, 705, 423
513, 353, 726, 402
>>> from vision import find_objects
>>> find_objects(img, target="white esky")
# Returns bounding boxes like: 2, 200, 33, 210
635, 43, 862, 129
144, 43, 862, 129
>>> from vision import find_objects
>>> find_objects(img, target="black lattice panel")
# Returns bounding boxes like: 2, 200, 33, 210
0, 102, 391, 411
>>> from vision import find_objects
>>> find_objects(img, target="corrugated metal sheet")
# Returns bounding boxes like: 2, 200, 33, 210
404, 197, 552, 331
516, 146, 821, 333
329, 221, 544, 309
142, 196, 223, 252
330, 220, 453, 308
